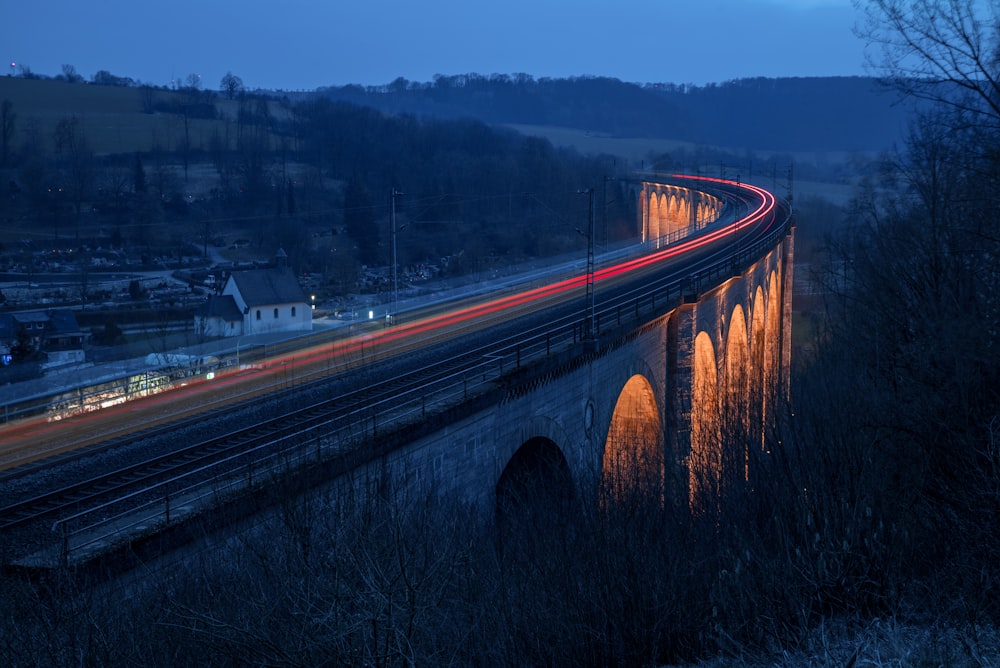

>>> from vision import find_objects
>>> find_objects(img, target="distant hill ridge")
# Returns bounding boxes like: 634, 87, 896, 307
317, 75, 916, 154
0, 73, 915, 156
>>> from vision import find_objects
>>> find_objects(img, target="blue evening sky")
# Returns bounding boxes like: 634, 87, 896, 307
4, 0, 864, 91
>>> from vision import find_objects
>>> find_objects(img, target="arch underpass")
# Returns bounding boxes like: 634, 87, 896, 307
495, 436, 575, 530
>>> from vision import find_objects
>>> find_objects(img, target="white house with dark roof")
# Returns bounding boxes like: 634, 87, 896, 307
195, 252, 311, 337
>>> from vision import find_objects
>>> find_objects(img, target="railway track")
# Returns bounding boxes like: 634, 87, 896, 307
0, 182, 791, 568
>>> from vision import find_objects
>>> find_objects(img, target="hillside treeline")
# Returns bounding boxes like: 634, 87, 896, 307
0, 84, 634, 286
318, 74, 916, 152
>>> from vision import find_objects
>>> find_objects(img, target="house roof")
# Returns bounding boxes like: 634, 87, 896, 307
196, 295, 243, 322
229, 268, 307, 308
13, 312, 48, 325
44, 309, 83, 337
0, 309, 82, 337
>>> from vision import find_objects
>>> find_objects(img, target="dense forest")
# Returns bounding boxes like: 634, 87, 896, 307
317, 74, 918, 153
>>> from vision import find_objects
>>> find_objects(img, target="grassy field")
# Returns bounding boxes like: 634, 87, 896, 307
503, 122, 864, 206
0, 76, 238, 155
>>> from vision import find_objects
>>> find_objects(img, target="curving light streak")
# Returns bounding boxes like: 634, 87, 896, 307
1, 177, 777, 446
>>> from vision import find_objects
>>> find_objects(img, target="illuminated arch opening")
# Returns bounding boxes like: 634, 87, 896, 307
751, 286, 768, 445
690, 331, 720, 511
724, 304, 750, 480
602, 374, 663, 504
668, 194, 680, 227
765, 271, 781, 402
648, 192, 662, 240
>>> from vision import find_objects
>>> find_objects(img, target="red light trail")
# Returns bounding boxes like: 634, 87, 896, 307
0, 177, 777, 465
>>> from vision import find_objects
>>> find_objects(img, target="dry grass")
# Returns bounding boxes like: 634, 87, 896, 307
687, 618, 1000, 667
0, 77, 244, 155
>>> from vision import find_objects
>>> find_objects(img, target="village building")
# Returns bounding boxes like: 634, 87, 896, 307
195, 250, 311, 338
0, 308, 86, 369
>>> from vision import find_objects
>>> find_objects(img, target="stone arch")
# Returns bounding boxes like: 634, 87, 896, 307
697, 197, 713, 226
724, 304, 750, 401
765, 270, 781, 401
648, 191, 661, 241
679, 197, 691, 230
602, 374, 663, 503
668, 193, 680, 226
751, 287, 767, 375
496, 436, 575, 530
750, 286, 768, 449
690, 330, 720, 511
724, 304, 750, 481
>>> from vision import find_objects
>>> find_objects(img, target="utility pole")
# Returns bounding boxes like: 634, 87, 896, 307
390, 188, 404, 320
734, 175, 742, 277
603, 175, 614, 252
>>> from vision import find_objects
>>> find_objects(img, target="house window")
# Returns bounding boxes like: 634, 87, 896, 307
291, 306, 296, 317
273, 308, 278, 319
256, 310, 261, 321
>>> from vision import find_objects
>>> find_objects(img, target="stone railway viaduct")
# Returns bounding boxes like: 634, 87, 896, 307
365, 176, 794, 513
0, 175, 794, 568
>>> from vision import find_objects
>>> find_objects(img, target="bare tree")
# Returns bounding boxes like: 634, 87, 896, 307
856, 0, 1000, 130
53, 116, 94, 236
139, 84, 156, 114
220, 71, 244, 100
0, 98, 14, 166
60, 63, 83, 83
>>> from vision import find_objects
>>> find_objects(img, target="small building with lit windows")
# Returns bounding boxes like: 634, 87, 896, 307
195, 252, 311, 337
0, 308, 85, 369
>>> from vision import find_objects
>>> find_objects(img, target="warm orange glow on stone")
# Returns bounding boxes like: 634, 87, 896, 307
602, 374, 663, 503
725, 304, 750, 480
765, 271, 780, 401
639, 182, 724, 242
690, 331, 720, 511
751, 287, 768, 447
648, 192, 661, 240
